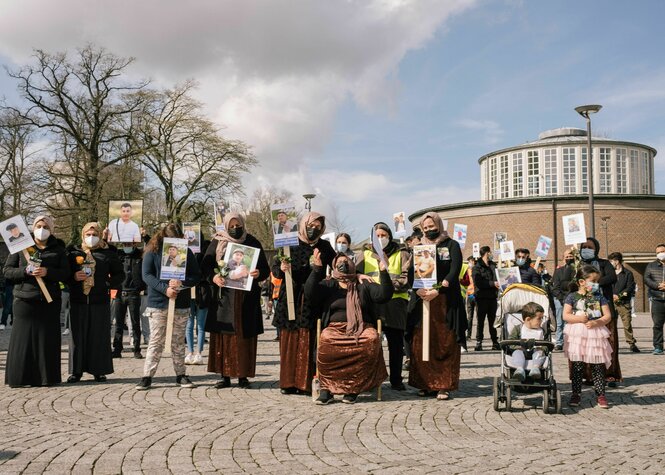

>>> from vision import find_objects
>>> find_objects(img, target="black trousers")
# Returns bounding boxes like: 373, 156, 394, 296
384, 326, 404, 386
652, 299, 665, 350
475, 297, 498, 345
112, 291, 142, 353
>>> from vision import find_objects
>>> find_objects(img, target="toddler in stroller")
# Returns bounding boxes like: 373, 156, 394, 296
506, 302, 547, 381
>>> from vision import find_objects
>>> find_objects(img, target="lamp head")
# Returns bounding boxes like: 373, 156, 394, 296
575, 104, 602, 119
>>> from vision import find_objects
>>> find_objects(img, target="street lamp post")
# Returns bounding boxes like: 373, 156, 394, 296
600, 216, 611, 258
575, 104, 602, 238
303, 193, 316, 212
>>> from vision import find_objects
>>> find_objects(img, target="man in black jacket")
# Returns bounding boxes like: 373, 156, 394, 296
515, 248, 541, 285
111, 243, 147, 358
472, 246, 499, 351
609, 252, 639, 353
644, 244, 665, 355
551, 249, 575, 350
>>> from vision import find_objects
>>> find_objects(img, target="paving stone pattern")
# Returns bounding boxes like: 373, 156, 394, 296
0, 314, 664, 474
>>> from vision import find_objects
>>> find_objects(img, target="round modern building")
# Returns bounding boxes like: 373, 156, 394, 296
410, 128, 664, 312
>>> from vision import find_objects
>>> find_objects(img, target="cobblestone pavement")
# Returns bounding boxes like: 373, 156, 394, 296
0, 313, 664, 474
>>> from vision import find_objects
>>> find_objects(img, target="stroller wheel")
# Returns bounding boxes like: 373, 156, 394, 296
542, 390, 550, 413
492, 377, 501, 412
505, 384, 512, 411
554, 388, 562, 414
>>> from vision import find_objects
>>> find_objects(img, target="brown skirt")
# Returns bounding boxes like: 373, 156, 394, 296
207, 301, 257, 378
317, 322, 387, 395
409, 294, 461, 392
279, 328, 314, 392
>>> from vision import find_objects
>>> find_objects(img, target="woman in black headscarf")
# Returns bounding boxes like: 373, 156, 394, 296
272, 212, 336, 395
306, 250, 392, 404
407, 212, 467, 400
202, 213, 270, 388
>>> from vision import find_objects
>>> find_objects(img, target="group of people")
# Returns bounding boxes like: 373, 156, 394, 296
2, 211, 665, 410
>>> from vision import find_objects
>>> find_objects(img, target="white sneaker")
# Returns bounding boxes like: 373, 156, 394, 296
184, 353, 194, 365
460, 346, 467, 353
193, 353, 203, 365
62, 329, 70, 335
0, 324, 5, 330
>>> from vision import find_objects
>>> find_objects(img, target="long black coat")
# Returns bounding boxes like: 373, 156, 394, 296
67, 246, 124, 304
201, 234, 270, 338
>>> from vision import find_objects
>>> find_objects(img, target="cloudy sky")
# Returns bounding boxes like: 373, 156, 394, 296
1, 0, 663, 241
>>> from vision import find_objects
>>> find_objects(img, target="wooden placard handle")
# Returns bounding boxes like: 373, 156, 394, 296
22, 249, 53, 303
422, 300, 430, 362
283, 247, 296, 321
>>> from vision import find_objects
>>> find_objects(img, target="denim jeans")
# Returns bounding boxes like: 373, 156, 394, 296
186, 305, 208, 354
554, 298, 564, 347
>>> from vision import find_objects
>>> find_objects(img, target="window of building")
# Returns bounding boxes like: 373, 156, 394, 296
581, 147, 588, 193
489, 156, 497, 200
641, 151, 650, 193
481, 160, 487, 200
543, 148, 557, 195
562, 147, 576, 194
512, 152, 523, 197
527, 150, 539, 196
599, 147, 611, 193
616, 148, 627, 193
629, 149, 639, 193
500, 155, 509, 198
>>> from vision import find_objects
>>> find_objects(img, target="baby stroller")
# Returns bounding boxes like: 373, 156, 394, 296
492, 283, 561, 414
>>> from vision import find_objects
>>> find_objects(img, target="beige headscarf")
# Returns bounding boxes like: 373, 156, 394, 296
298, 212, 326, 245
80, 222, 106, 295
32, 215, 55, 233
331, 254, 363, 340
214, 212, 247, 262
419, 211, 450, 246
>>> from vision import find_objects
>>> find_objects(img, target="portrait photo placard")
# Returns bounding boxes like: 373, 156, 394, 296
534, 235, 553, 259
453, 223, 467, 249
500, 240, 516, 262
222, 242, 260, 292
472, 242, 481, 259
413, 244, 437, 289
183, 222, 201, 254
393, 211, 407, 238
108, 200, 143, 243
271, 203, 299, 248
214, 202, 227, 232
495, 266, 522, 292
493, 231, 507, 256
0, 215, 35, 254
563, 213, 587, 245
159, 238, 188, 280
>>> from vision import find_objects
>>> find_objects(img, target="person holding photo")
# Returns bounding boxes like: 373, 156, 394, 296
66, 222, 123, 383
135, 224, 201, 390
202, 213, 269, 388
472, 246, 500, 351
273, 212, 336, 395
3, 216, 70, 387
407, 212, 466, 401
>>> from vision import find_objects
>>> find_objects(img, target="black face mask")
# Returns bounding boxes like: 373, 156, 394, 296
228, 227, 244, 239
336, 260, 350, 274
565, 258, 574, 266
306, 227, 321, 240
424, 229, 440, 240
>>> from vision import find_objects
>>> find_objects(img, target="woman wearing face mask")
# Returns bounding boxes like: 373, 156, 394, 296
3, 216, 70, 387
578, 237, 621, 386
335, 233, 356, 263
306, 250, 392, 404
356, 222, 412, 391
407, 212, 467, 400
272, 212, 336, 395
202, 214, 269, 388
66, 222, 123, 383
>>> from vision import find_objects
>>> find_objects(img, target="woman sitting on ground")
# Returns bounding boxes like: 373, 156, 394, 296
305, 249, 393, 404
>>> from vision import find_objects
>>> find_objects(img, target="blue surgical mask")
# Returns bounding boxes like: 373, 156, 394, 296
123, 246, 134, 254
580, 248, 595, 261
516, 258, 526, 266
585, 281, 600, 293
336, 243, 348, 253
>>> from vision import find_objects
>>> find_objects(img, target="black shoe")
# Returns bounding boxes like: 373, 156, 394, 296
607, 381, 617, 388
273, 336, 280, 341
342, 394, 358, 404
66, 374, 81, 384
555, 344, 563, 351
215, 377, 231, 389
176, 375, 195, 388
391, 382, 406, 391
111, 351, 122, 358
135, 377, 152, 390
315, 389, 334, 405
133, 351, 143, 359
492, 342, 501, 351
280, 387, 297, 395
474, 344, 483, 351
238, 377, 251, 388
94, 375, 107, 382
630, 344, 640, 353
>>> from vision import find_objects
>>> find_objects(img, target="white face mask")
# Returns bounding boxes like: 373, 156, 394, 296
657, 252, 665, 262
378, 237, 390, 249
34, 228, 50, 241
85, 236, 100, 248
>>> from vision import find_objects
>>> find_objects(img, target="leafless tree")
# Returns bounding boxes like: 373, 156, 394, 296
244, 186, 294, 250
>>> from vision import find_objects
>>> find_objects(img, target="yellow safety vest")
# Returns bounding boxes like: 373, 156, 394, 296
363, 249, 408, 300
459, 262, 469, 299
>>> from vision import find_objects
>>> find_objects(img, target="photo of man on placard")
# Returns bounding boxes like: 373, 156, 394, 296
273, 210, 297, 234
6, 223, 25, 243
108, 200, 142, 243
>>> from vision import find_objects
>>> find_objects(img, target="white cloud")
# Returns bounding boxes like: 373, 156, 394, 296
456, 118, 504, 144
